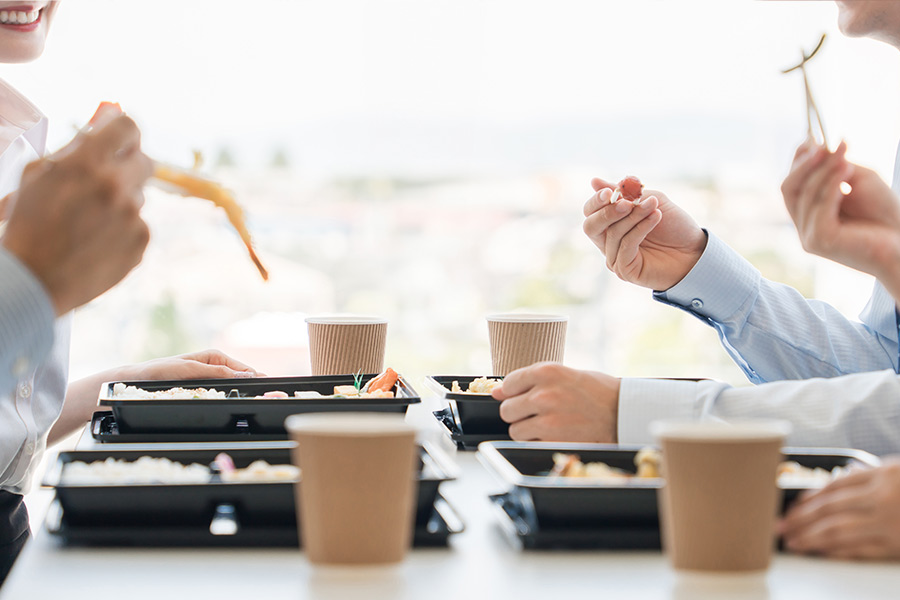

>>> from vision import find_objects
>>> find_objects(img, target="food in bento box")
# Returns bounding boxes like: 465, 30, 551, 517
59, 454, 299, 485
549, 447, 662, 479
450, 377, 502, 394
777, 460, 851, 488
60, 456, 211, 485
212, 453, 299, 482
109, 369, 402, 400
634, 447, 662, 478
332, 368, 400, 398
548, 447, 853, 486
111, 383, 228, 399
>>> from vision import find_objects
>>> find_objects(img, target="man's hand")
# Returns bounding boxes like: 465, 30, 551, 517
1, 113, 153, 315
779, 458, 900, 560
782, 140, 900, 301
583, 178, 707, 291
491, 362, 619, 442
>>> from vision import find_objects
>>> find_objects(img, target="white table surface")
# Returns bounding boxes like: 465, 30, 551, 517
3, 397, 899, 600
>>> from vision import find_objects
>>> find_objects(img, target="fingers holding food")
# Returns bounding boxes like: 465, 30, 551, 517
602, 195, 662, 274
612, 175, 644, 203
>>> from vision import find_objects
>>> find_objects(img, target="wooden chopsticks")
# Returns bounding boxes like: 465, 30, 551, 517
783, 34, 828, 149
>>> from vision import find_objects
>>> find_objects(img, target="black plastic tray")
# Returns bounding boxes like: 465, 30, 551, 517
90, 412, 290, 443
489, 493, 660, 550
478, 441, 881, 535
426, 375, 508, 436
433, 408, 510, 451
46, 493, 463, 548
43, 442, 457, 537
98, 374, 420, 437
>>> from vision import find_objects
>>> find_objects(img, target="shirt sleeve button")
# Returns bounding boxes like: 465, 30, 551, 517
18, 382, 31, 398
690, 298, 704, 310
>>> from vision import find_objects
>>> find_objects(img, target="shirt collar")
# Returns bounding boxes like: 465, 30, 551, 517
0, 77, 47, 157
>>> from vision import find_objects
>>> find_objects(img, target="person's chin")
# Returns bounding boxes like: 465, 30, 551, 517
836, 10, 863, 37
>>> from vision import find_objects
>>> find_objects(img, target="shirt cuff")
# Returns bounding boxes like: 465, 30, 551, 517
617, 377, 703, 444
0, 248, 55, 381
652, 231, 761, 322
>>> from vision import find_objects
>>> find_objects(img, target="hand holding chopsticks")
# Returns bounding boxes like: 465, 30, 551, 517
81, 103, 269, 281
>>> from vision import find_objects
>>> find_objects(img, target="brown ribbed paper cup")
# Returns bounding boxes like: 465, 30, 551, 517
651, 419, 792, 574
285, 413, 417, 566
305, 315, 388, 376
486, 313, 567, 376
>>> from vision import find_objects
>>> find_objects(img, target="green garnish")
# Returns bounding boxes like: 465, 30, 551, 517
353, 370, 364, 392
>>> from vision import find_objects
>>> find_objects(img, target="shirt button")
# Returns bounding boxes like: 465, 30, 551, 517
11, 357, 29, 377
18, 382, 31, 398
690, 298, 704, 310
24, 442, 34, 453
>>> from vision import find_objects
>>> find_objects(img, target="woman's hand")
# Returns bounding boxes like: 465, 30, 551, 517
123, 349, 260, 381
52, 350, 260, 444
779, 458, 900, 560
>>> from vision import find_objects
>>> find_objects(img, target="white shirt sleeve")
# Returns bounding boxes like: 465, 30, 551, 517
618, 370, 900, 456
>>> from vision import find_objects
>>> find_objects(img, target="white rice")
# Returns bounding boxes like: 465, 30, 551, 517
60, 456, 211, 485
111, 383, 227, 399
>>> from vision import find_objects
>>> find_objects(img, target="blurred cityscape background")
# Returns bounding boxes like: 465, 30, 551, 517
3, 0, 899, 390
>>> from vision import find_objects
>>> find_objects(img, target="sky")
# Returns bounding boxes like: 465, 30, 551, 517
0, 1, 898, 178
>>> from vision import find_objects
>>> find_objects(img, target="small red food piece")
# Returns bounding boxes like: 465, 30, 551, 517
88, 101, 123, 126
367, 367, 400, 393
616, 176, 644, 202
214, 452, 235, 474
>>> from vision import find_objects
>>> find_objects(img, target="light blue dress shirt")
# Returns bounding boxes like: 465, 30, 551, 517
617, 143, 900, 457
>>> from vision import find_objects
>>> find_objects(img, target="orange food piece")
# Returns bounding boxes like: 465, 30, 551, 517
616, 176, 644, 202
88, 101, 123, 126
153, 164, 269, 281
87, 102, 269, 282
367, 368, 400, 393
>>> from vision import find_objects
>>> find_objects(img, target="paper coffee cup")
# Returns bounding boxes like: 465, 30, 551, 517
486, 313, 567, 376
285, 412, 418, 566
651, 419, 791, 573
305, 314, 388, 376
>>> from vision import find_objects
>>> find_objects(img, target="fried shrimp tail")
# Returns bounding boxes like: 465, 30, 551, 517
152, 163, 269, 281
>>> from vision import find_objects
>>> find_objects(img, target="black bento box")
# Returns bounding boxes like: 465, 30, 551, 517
43, 442, 460, 547
96, 374, 420, 439
477, 441, 881, 549
426, 375, 509, 448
